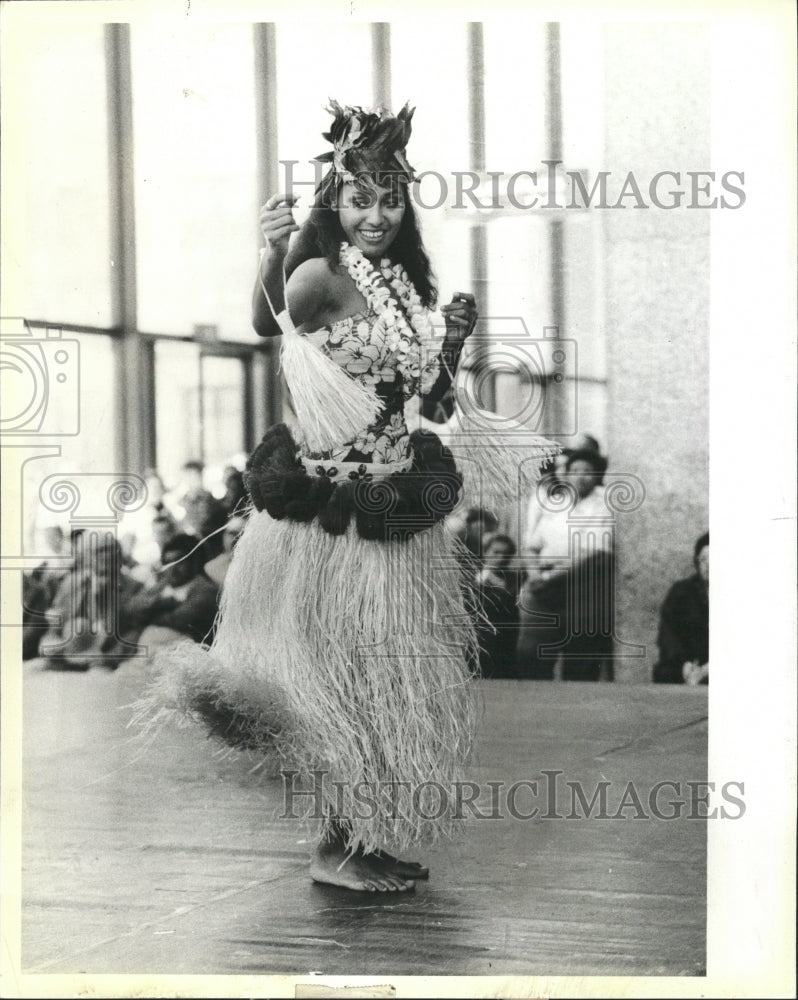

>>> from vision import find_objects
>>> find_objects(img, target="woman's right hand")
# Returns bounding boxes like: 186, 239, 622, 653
259, 193, 300, 258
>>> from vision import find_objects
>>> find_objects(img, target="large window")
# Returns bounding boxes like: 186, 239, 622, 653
200, 354, 247, 480
154, 340, 248, 493
391, 22, 471, 299
154, 339, 202, 487
18, 329, 118, 552
4, 19, 609, 544
131, 23, 259, 341
274, 22, 373, 173
3, 22, 112, 327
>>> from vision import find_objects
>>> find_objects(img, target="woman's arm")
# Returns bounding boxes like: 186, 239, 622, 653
423, 292, 477, 403
253, 193, 338, 338
253, 253, 333, 337
424, 338, 467, 404
252, 250, 289, 337
252, 194, 298, 337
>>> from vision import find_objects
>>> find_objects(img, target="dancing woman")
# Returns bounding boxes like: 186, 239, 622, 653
143, 102, 554, 892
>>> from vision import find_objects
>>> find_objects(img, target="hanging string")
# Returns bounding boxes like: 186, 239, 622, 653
157, 523, 230, 572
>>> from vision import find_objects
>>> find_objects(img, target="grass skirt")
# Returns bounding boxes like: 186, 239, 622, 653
136, 509, 480, 855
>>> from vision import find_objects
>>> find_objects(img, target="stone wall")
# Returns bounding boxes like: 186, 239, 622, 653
601, 24, 711, 681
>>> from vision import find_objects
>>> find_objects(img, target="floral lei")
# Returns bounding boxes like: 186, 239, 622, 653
339, 242, 439, 393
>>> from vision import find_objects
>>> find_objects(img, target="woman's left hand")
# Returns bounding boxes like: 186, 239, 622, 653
442, 292, 478, 344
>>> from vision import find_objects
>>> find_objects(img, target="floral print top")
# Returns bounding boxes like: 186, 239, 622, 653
306, 307, 439, 464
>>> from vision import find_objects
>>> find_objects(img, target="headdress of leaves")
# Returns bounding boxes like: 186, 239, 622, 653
315, 100, 416, 182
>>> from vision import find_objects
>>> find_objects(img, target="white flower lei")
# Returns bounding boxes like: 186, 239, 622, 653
340, 242, 439, 395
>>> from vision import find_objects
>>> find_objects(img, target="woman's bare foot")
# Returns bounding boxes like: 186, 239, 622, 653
311, 840, 416, 892
361, 848, 429, 880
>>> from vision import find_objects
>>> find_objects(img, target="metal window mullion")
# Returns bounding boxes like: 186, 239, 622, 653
253, 22, 281, 433
106, 24, 154, 473
467, 23, 493, 412
371, 23, 391, 108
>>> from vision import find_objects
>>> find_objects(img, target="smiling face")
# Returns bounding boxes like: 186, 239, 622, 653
337, 179, 405, 259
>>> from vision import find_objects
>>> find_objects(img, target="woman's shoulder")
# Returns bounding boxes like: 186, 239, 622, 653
286, 257, 341, 326
288, 256, 336, 286
288, 258, 355, 305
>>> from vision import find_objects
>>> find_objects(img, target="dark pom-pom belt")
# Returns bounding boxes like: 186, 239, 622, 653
244, 424, 462, 541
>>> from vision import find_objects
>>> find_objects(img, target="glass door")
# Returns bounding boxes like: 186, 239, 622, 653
199, 352, 248, 495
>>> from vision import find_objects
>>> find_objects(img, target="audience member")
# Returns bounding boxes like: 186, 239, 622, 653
173, 461, 212, 529
524, 433, 603, 548
203, 512, 248, 589
169, 461, 227, 561
38, 534, 142, 669
475, 533, 520, 678
193, 492, 228, 562
22, 525, 69, 660
653, 531, 709, 685
122, 533, 219, 648
457, 506, 500, 560
220, 466, 248, 516
120, 469, 179, 580
517, 448, 614, 681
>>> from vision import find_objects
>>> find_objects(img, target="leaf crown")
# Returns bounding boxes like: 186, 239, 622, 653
315, 100, 416, 183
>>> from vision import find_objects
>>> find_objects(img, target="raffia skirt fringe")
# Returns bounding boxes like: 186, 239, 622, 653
134, 509, 480, 855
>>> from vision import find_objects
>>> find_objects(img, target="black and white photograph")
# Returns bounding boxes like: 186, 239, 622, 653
1, 1, 795, 997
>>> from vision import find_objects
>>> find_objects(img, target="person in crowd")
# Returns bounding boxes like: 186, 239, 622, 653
38, 534, 142, 670
169, 461, 227, 561
172, 461, 212, 531
653, 531, 709, 685
517, 447, 614, 681
120, 469, 179, 580
203, 512, 249, 589
22, 525, 69, 660
122, 533, 219, 648
193, 492, 228, 562
220, 466, 248, 516
475, 533, 520, 678
523, 433, 603, 549
457, 506, 500, 560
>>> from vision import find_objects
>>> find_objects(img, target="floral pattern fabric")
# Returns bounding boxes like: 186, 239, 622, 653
313, 308, 418, 464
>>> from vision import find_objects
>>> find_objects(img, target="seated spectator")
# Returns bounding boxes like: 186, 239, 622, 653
192, 492, 228, 563
220, 466, 248, 516
120, 469, 179, 572
456, 506, 500, 560
38, 534, 142, 670
173, 461, 212, 530
203, 512, 248, 589
167, 460, 227, 562
517, 448, 614, 681
22, 525, 69, 660
475, 533, 520, 678
127, 513, 179, 587
653, 531, 709, 685
122, 533, 219, 649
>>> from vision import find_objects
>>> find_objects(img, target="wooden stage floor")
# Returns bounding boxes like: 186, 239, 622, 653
21, 661, 707, 978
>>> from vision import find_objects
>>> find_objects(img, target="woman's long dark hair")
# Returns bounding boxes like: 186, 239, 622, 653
284, 170, 437, 309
